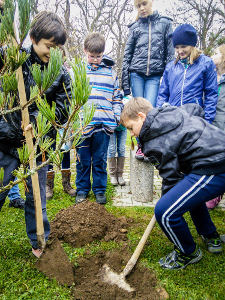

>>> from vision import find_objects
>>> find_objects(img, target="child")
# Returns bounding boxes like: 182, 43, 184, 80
107, 96, 129, 186
75, 32, 123, 204
205, 44, 225, 209
0, 11, 71, 257
122, 0, 174, 160
156, 24, 218, 124
121, 97, 224, 270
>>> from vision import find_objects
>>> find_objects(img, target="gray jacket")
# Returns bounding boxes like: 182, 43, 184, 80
213, 74, 225, 130
139, 104, 225, 195
122, 11, 174, 95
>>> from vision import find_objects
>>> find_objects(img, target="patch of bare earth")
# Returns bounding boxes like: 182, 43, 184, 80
36, 201, 168, 299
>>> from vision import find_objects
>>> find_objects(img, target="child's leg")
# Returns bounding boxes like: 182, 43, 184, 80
155, 173, 225, 255
91, 131, 110, 195
144, 75, 161, 107
107, 132, 118, 185
8, 179, 21, 200
75, 137, 92, 195
0, 151, 20, 210
61, 151, 70, 169
117, 129, 127, 157
107, 132, 117, 158
24, 164, 50, 249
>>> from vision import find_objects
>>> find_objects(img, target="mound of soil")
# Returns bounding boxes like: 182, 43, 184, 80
73, 248, 169, 300
36, 201, 169, 299
50, 201, 129, 247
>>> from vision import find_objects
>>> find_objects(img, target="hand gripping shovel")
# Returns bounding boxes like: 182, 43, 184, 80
100, 214, 156, 292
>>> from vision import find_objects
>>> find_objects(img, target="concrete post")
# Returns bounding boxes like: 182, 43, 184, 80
130, 147, 154, 203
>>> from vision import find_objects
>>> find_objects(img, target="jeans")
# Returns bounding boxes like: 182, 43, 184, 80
76, 131, 110, 195
107, 129, 127, 158
8, 178, 21, 201
0, 151, 50, 248
155, 173, 225, 254
130, 72, 161, 107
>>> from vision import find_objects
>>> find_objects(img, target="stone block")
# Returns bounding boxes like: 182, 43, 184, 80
130, 148, 154, 203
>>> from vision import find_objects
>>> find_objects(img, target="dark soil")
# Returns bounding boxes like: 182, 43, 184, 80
36, 201, 169, 299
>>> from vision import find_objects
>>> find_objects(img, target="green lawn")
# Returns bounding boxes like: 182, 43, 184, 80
0, 168, 224, 299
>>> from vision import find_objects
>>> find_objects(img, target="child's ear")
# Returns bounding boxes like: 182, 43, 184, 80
137, 112, 146, 120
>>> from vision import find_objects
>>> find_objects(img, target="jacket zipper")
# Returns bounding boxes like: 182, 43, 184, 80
180, 64, 190, 105
146, 22, 152, 76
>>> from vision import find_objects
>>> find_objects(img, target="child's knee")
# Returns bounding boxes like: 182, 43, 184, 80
154, 202, 165, 223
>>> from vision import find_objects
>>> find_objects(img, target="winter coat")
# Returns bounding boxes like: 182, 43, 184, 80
0, 45, 71, 157
122, 11, 174, 95
156, 54, 218, 123
82, 55, 123, 138
139, 104, 225, 195
213, 74, 225, 130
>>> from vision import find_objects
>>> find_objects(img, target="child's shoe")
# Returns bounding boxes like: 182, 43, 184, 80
9, 198, 25, 209
201, 233, 223, 253
206, 196, 221, 209
135, 147, 144, 160
95, 193, 106, 204
75, 192, 87, 204
159, 246, 202, 269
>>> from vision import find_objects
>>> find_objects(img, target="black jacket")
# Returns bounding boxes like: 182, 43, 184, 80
139, 104, 225, 195
122, 11, 174, 95
0, 45, 71, 158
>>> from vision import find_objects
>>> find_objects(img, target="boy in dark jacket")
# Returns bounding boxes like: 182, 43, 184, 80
0, 11, 71, 257
121, 97, 224, 269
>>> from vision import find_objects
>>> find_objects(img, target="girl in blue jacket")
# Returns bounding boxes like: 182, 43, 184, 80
156, 24, 218, 124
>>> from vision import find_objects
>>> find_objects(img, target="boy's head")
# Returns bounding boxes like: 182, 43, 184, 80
84, 32, 105, 64
121, 97, 153, 137
30, 11, 67, 63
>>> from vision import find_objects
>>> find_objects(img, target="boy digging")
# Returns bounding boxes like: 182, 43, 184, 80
0, 11, 71, 257
121, 97, 224, 269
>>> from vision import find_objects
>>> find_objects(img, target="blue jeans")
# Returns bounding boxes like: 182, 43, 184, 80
130, 72, 161, 107
107, 129, 127, 158
8, 178, 21, 201
0, 151, 50, 249
76, 131, 110, 195
155, 173, 225, 254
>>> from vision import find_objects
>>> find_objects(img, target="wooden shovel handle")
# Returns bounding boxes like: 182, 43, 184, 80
122, 214, 156, 277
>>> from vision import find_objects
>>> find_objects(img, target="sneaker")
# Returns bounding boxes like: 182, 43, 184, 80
202, 235, 223, 253
135, 148, 144, 161
9, 198, 25, 209
159, 246, 202, 270
95, 193, 106, 204
75, 192, 87, 204
206, 196, 221, 209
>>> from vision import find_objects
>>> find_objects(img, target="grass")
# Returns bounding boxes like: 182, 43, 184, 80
0, 158, 225, 299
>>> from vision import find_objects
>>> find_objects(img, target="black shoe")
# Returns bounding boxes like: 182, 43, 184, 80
201, 234, 223, 254
9, 198, 25, 209
95, 193, 106, 204
75, 192, 87, 204
159, 246, 202, 270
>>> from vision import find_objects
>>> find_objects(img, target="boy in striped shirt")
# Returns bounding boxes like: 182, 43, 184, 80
75, 32, 123, 204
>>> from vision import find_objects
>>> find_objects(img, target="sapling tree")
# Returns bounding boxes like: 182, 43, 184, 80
0, 0, 94, 195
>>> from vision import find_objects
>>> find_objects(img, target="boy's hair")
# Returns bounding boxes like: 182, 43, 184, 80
84, 32, 105, 53
30, 11, 67, 45
120, 97, 153, 125
134, 0, 152, 20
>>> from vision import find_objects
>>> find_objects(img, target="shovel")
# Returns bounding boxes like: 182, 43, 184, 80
100, 214, 156, 292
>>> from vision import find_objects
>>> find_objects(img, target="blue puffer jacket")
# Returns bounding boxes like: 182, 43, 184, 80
156, 54, 218, 123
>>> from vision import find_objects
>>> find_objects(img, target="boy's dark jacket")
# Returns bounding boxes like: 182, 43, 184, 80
122, 11, 174, 95
139, 104, 225, 195
0, 45, 71, 158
